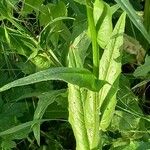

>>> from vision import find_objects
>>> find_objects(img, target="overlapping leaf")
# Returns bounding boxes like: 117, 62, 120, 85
0, 67, 107, 92
93, 0, 112, 48
33, 90, 66, 145
99, 12, 126, 130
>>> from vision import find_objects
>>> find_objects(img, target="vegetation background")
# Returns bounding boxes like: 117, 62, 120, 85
0, 0, 150, 149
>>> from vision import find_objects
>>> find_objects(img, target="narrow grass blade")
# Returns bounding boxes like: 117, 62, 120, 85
0, 121, 37, 137
33, 90, 65, 145
115, 0, 150, 44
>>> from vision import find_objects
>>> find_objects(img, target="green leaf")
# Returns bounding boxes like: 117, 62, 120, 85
23, 0, 43, 14
113, 141, 150, 150
111, 110, 141, 132
134, 55, 150, 77
0, 67, 107, 92
0, 121, 35, 137
39, 1, 67, 26
44, 100, 68, 119
115, 0, 150, 44
33, 90, 65, 146
0, 0, 11, 19
99, 12, 126, 130
0, 102, 28, 133
69, 31, 90, 68
1, 140, 16, 149
117, 75, 143, 115
93, 0, 112, 49
68, 84, 90, 149
73, 0, 85, 5
84, 91, 100, 149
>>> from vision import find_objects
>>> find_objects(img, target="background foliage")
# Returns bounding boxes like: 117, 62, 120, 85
0, 0, 150, 149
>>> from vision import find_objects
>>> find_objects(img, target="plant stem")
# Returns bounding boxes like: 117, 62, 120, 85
144, 0, 150, 50
85, 0, 99, 78
144, 0, 150, 33
85, 1, 101, 149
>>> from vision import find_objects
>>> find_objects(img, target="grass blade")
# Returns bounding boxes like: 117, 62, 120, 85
115, 0, 150, 44
33, 90, 65, 145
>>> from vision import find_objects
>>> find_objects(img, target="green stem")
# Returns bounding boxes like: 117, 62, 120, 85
144, 0, 150, 33
144, 0, 150, 50
85, 0, 99, 77
85, 1, 100, 149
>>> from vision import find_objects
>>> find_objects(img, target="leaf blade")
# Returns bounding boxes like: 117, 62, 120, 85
99, 12, 126, 130
0, 67, 107, 92
115, 0, 150, 44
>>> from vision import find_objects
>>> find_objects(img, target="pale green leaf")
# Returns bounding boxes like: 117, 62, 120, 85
69, 31, 90, 68
84, 91, 100, 149
68, 84, 90, 149
99, 12, 126, 130
94, 0, 112, 48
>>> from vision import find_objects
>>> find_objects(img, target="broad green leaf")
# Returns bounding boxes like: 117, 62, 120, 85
69, 31, 90, 67
84, 91, 100, 149
23, 0, 43, 14
112, 141, 150, 150
0, 67, 107, 92
93, 0, 112, 49
111, 110, 141, 132
115, 0, 150, 44
33, 90, 65, 146
39, 2, 67, 26
99, 78, 119, 131
117, 75, 143, 115
39, 16, 74, 49
67, 32, 90, 149
99, 12, 126, 130
134, 55, 150, 77
1, 140, 16, 149
68, 84, 90, 150
0, 102, 29, 137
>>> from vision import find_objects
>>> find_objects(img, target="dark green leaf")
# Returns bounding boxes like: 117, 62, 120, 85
0, 67, 107, 92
